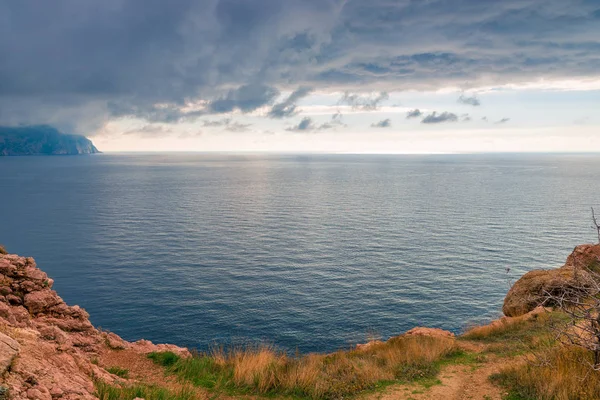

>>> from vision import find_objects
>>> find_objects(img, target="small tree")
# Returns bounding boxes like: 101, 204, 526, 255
593, 207, 600, 244
543, 268, 600, 368
541, 211, 600, 369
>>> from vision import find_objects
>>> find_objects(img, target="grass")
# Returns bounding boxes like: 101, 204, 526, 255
0, 245, 6, 255
461, 310, 567, 356
106, 367, 129, 379
95, 380, 195, 400
491, 345, 600, 400
148, 335, 459, 399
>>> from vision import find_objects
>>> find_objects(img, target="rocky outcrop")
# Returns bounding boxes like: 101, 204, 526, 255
356, 327, 455, 350
404, 327, 455, 339
503, 243, 600, 317
0, 252, 189, 400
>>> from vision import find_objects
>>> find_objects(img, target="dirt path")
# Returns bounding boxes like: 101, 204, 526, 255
363, 343, 507, 400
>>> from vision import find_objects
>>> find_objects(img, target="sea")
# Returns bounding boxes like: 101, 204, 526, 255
0, 153, 598, 353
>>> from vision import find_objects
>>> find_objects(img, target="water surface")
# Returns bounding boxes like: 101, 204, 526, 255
0, 153, 598, 352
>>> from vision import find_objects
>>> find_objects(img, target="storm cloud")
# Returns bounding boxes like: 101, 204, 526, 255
1, 0, 600, 132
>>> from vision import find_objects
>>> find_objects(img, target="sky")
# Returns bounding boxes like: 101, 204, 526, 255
1, 0, 600, 153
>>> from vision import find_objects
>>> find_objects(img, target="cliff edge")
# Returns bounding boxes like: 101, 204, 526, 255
0, 252, 189, 400
0, 126, 100, 156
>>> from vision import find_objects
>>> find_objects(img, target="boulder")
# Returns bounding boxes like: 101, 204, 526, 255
503, 243, 600, 317
404, 327, 455, 338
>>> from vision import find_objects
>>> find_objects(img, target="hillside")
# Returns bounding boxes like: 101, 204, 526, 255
0, 126, 100, 156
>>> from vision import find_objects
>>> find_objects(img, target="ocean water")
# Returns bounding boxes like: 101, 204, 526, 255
0, 153, 598, 353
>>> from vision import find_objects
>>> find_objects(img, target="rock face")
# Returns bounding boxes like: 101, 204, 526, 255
0, 252, 189, 399
0, 126, 100, 156
503, 243, 600, 317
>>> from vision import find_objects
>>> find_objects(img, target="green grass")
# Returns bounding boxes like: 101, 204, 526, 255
489, 372, 538, 400
106, 367, 129, 379
148, 351, 181, 368
461, 311, 568, 356
95, 380, 195, 400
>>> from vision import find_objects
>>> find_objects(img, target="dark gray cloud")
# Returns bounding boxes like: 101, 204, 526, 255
421, 112, 459, 124
457, 95, 481, 106
286, 113, 346, 132
1, 0, 599, 132
339, 92, 389, 110
495, 118, 511, 124
267, 87, 312, 118
287, 117, 315, 132
406, 109, 423, 119
207, 84, 279, 113
371, 119, 391, 128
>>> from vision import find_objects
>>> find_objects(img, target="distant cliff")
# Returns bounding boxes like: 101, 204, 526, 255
0, 125, 100, 156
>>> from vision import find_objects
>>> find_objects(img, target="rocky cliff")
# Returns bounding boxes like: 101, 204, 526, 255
0, 252, 188, 400
503, 243, 600, 317
0, 126, 100, 156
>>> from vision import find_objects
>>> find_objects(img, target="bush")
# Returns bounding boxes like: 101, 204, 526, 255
0, 245, 7, 255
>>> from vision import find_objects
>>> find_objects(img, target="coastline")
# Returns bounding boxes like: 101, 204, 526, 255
1, 244, 599, 399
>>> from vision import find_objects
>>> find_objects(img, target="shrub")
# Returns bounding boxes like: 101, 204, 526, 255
0, 245, 7, 255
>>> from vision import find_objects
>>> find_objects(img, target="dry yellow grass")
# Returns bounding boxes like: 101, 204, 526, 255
153, 335, 459, 398
494, 345, 600, 400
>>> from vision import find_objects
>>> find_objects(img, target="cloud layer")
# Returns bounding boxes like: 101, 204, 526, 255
1, 0, 599, 131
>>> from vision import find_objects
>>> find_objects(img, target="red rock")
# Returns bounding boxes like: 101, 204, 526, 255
504, 243, 600, 317
7, 294, 22, 305
0, 251, 191, 399
404, 327, 455, 338
0, 331, 20, 374
24, 290, 61, 315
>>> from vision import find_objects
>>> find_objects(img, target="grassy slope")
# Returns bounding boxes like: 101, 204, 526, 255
96, 310, 600, 400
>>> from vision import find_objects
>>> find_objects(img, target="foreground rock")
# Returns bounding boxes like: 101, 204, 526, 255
356, 327, 455, 350
0, 252, 189, 399
503, 243, 600, 317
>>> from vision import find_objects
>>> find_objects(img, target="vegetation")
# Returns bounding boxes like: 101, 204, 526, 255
464, 310, 600, 399
95, 380, 195, 400
105, 367, 129, 379
0, 245, 7, 255
491, 345, 600, 400
148, 335, 459, 399
461, 310, 566, 356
